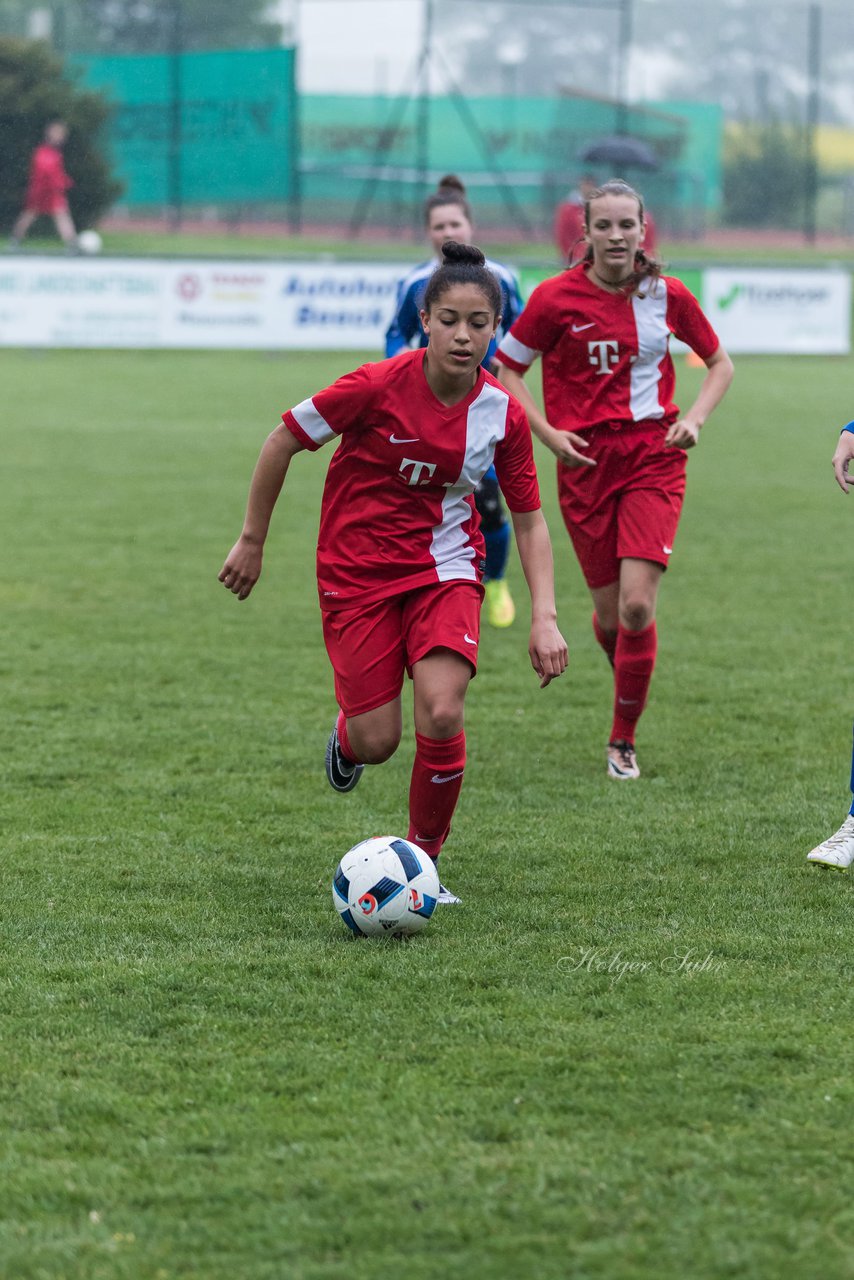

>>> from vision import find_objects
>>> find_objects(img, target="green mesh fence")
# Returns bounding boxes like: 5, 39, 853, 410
73, 48, 298, 205
300, 91, 722, 237
64, 45, 721, 236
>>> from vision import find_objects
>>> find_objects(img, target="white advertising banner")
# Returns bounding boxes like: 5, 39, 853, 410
703, 268, 851, 355
0, 258, 850, 355
0, 257, 408, 351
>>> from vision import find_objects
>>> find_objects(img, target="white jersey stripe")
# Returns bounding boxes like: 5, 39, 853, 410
291, 397, 337, 445
497, 332, 540, 369
630, 281, 670, 421
430, 381, 510, 582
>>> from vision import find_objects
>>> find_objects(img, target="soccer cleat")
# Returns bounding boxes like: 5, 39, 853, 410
325, 721, 364, 793
437, 882, 462, 905
806, 814, 854, 870
484, 578, 515, 628
607, 739, 640, 779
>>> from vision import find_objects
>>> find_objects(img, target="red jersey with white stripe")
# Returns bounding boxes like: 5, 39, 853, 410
283, 349, 540, 610
495, 265, 720, 433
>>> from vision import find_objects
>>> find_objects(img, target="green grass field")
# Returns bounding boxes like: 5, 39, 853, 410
2, 345, 853, 1279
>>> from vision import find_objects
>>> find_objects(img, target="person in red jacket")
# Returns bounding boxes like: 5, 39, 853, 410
8, 120, 78, 251
554, 174, 598, 265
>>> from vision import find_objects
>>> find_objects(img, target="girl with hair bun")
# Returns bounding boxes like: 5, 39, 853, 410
385, 175, 525, 630
497, 178, 733, 781
220, 241, 567, 905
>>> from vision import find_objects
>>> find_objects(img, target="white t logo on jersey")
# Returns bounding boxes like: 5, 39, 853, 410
588, 339, 620, 376
399, 457, 437, 486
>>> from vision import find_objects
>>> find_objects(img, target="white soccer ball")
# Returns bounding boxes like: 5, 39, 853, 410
332, 836, 440, 937
77, 229, 103, 255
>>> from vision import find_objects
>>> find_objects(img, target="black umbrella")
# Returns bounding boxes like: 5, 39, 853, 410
579, 135, 660, 171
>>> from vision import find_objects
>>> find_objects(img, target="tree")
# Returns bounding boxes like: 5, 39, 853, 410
722, 121, 811, 228
69, 0, 284, 54
0, 38, 122, 233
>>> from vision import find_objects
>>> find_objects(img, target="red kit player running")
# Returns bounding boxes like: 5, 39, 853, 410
219, 242, 568, 903
497, 179, 733, 779
9, 120, 78, 251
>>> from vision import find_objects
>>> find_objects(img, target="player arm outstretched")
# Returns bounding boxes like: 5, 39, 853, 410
832, 428, 854, 493
663, 345, 734, 450
510, 508, 568, 688
497, 364, 595, 468
219, 423, 305, 600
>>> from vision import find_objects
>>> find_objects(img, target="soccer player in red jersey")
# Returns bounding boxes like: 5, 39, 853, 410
496, 179, 733, 779
386, 175, 525, 629
8, 121, 78, 251
220, 242, 567, 903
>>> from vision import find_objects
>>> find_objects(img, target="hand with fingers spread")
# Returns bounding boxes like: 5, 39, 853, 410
832, 427, 854, 493
548, 426, 597, 469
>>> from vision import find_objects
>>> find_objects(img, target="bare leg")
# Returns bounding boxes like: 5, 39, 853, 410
10, 209, 38, 243
343, 697, 403, 765
54, 208, 78, 247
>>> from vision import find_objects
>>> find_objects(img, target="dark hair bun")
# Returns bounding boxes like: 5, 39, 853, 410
440, 240, 486, 267
436, 173, 466, 196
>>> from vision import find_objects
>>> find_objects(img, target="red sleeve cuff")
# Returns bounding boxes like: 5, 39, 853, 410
282, 411, 322, 452
494, 350, 529, 374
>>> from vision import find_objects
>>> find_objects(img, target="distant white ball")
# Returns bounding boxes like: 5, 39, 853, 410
77, 229, 103, 255
332, 836, 440, 937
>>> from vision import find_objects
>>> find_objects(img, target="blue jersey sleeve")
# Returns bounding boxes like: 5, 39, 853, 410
499, 272, 524, 339
385, 271, 429, 357
484, 260, 525, 366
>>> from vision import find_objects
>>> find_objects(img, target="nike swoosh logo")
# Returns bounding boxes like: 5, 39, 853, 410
431, 771, 465, 784
663, 545, 673, 555
572, 322, 596, 333
390, 434, 420, 444
618, 697, 639, 706
463, 634, 477, 645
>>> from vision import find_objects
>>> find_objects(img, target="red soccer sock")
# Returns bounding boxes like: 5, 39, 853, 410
407, 730, 466, 862
610, 621, 658, 745
592, 611, 618, 667
336, 709, 362, 765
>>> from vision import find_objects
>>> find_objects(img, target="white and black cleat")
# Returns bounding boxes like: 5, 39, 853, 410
325, 722, 364, 793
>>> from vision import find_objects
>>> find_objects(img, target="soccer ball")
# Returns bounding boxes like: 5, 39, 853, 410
332, 836, 440, 937
77, 229, 103, 255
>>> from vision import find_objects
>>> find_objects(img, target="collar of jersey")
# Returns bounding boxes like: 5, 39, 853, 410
416, 348, 486, 415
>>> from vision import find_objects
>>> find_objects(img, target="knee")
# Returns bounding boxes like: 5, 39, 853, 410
351, 726, 400, 765
419, 699, 465, 741
619, 596, 654, 632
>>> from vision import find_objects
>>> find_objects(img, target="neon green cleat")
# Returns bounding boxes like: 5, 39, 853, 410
485, 578, 515, 628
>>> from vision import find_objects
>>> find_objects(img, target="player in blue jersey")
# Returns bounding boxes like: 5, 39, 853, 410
385, 174, 525, 629
806, 423, 854, 869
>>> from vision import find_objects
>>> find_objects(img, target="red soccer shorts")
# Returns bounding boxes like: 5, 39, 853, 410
26, 195, 69, 216
556, 420, 687, 589
321, 581, 483, 718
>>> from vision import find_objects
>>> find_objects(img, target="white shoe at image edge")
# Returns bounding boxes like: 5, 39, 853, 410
806, 814, 854, 870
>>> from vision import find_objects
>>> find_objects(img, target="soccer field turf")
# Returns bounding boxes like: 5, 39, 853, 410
2, 347, 853, 1279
